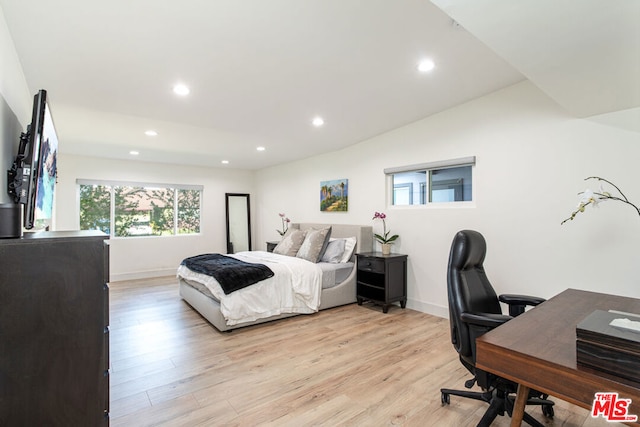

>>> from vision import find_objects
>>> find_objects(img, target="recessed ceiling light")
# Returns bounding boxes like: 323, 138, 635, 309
418, 59, 435, 73
221, 160, 229, 164
256, 146, 266, 152
144, 130, 158, 136
312, 116, 324, 127
173, 83, 190, 96
129, 150, 139, 156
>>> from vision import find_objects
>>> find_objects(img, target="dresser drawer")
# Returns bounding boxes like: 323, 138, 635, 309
103, 283, 109, 327
357, 257, 385, 274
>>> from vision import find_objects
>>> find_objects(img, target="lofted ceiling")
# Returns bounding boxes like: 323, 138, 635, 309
431, 0, 640, 132
1, 1, 637, 170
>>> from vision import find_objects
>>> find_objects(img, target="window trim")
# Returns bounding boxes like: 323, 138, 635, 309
76, 179, 202, 192
383, 156, 475, 175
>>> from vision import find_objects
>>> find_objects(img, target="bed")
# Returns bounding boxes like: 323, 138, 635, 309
178, 223, 373, 331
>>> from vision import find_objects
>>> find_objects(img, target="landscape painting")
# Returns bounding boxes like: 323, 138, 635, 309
320, 179, 348, 212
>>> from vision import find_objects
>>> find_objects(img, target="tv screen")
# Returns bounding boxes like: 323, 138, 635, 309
6, 89, 58, 230
33, 98, 58, 228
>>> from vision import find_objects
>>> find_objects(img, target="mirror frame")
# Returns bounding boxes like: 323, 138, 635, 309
225, 193, 252, 253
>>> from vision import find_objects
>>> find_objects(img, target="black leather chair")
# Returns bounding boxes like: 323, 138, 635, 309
440, 230, 554, 427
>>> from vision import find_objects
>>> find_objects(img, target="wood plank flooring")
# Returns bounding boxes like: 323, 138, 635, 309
109, 277, 619, 427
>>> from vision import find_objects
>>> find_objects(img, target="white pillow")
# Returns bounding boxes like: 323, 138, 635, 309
327, 237, 357, 263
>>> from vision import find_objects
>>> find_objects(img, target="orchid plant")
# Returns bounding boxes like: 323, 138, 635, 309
372, 211, 399, 244
277, 213, 291, 236
561, 176, 640, 225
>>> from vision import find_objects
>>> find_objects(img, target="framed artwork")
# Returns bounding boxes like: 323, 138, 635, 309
320, 179, 348, 212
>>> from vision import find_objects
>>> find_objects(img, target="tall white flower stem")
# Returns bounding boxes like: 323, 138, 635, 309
561, 176, 640, 224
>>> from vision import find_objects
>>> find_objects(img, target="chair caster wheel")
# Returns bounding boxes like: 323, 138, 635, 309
441, 392, 450, 406
542, 404, 554, 418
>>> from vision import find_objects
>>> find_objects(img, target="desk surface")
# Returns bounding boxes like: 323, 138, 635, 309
476, 288, 640, 425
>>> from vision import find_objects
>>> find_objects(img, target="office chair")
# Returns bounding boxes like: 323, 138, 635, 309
440, 230, 554, 427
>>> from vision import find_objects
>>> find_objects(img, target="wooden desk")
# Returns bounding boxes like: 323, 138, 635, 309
476, 289, 640, 426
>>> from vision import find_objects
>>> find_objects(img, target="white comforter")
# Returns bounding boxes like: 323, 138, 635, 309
176, 251, 322, 326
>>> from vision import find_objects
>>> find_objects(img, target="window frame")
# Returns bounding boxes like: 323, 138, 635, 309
385, 156, 476, 208
77, 179, 203, 238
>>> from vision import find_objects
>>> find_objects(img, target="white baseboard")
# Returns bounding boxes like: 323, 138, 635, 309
406, 298, 448, 319
110, 268, 177, 283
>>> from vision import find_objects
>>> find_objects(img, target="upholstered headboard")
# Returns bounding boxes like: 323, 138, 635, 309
290, 223, 373, 261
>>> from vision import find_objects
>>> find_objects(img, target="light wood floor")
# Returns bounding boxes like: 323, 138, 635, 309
109, 277, 619, 427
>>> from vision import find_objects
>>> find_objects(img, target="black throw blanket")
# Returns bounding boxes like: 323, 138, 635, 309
181, 253, 274, 295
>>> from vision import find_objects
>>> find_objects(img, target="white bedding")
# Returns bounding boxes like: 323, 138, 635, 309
176, 251, 322, 326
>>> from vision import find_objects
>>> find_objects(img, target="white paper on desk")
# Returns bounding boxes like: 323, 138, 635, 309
608, 310, 640, 334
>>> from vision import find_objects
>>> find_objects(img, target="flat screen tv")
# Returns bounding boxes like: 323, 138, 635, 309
7, 89, 58, 230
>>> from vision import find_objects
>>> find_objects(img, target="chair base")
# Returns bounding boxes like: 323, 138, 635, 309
440, 386, 554, 427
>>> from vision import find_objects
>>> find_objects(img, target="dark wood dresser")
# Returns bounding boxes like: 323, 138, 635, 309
0, 231, 110, 426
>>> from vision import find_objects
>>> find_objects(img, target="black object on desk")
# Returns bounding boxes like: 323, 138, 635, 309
576, 309, 640, 384
356, 252, 407, 313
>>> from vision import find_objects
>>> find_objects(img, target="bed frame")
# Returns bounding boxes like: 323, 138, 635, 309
178, 223, 373, 331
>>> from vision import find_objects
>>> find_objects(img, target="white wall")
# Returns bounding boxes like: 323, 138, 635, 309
0, 7, 30, 123
2, 6, 258, 282
4, 1, 638, 314
0, 6, 32, 204
56, 154, 255, 281
255, 81, 640, 317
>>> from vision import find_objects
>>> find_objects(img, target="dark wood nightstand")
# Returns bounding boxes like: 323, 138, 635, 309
356, 252, 407, 313
266, 241, 279, 252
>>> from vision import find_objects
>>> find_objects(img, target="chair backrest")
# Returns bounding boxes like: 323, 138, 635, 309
447, 230, 502, 366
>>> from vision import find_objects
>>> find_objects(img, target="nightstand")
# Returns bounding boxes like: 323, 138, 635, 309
356, 252, 407, 313
266, 241, 279, 252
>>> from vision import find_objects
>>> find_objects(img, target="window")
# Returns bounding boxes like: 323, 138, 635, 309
78, 180, 201, 237
385, 157, 475, 206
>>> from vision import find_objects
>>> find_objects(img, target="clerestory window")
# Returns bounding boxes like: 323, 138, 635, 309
385, 157, 475, 206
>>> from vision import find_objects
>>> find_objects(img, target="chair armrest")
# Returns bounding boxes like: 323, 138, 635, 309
499, 294, 545, 306
461, 312, 512, 329
499, 294, 546, 317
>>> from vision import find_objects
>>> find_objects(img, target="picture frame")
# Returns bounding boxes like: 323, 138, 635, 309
320, 179, 348, 212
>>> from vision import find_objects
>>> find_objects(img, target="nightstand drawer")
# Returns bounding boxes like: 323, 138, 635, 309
357, 257, 385, 274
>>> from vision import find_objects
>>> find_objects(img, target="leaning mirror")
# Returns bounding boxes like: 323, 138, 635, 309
225, 193, 251, 253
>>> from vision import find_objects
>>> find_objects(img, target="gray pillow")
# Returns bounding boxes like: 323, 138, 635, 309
273, 230, 307, 257
320, 238, 346, 263
296, 227, 332, 263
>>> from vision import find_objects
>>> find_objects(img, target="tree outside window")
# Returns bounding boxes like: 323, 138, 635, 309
79, 183, 201, 237
178, 189, 200, 234
79, 184, 111, 234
